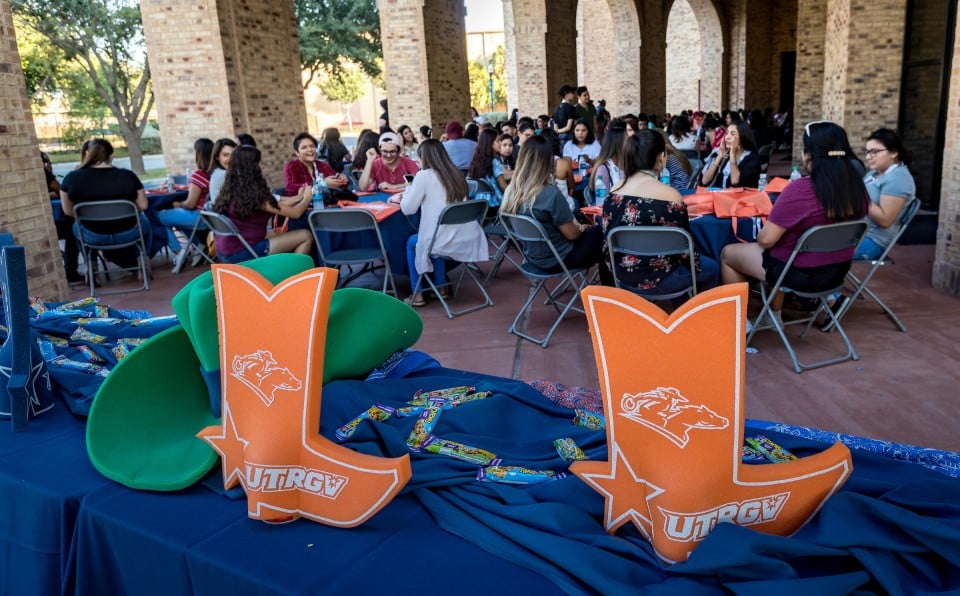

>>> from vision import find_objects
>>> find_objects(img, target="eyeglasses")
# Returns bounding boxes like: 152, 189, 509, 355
803, 120, 834, 136
864, 148, 888, 157
380, 150, 399, 156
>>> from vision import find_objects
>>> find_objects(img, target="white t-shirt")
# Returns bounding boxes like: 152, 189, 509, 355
562, 140, 601, 162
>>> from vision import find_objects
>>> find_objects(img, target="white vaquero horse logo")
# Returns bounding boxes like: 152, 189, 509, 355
619, 386, 729, 448
231, 350, 303, 407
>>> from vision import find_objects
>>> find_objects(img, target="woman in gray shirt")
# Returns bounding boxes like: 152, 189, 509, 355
858, 128, 916, 260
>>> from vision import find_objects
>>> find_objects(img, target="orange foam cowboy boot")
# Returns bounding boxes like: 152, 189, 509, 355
198, 266, 411, 526
570, 283, 852, 564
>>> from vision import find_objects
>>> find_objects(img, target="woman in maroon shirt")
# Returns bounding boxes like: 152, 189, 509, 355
283, 132, 348, 196
214, 146, 313, 263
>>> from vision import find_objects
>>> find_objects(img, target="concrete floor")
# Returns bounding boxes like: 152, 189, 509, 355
69, 238, 960, 453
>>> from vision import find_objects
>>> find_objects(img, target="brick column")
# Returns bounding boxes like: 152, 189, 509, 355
503, 0, 577, 118
579, 0, 641, 116
141, 0, 307, 186
933, 12, 960, 295
792, 0, 827, 159
636, 0, 666, 116
378, 0, 471, 134
0, 1, 68, 299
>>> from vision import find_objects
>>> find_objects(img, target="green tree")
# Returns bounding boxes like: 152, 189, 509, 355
14, 16, 67, 107
12, 0, 154, 174
295, 0, 382, 89
318, 67, 368, 131
468, 45, 507, 113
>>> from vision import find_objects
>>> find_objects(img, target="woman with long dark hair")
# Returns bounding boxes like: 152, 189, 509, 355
213, 145, 313, 263
467, 128, 504, 205
207, 137, 237, 203
720, 121, 868, 293
320, 127, 351, 173
501, 135, 610, 283
857, 128, 916, 259
393, 139, 488, 306
588, 118, 627, 201
561, 118, 601, 164
700, 120, 761, 188
397, 125, 419, 160
350, 130, 380, 172
603, 130, 717, 295
157, 138, 214, 255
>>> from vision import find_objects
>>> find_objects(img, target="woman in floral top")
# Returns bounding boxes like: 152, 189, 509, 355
603, 130, 719, 296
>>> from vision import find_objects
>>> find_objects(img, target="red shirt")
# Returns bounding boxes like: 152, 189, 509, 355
284, 159, 335, 196
368, 156, 419, 189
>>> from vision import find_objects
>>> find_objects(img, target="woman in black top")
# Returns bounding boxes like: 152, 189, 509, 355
700, 121, 761, 188
59, 139, 152, 268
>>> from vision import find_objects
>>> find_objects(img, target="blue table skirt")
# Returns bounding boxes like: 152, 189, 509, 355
287, 193, 415, 277
3, 367, 959, 594
689, 214, 761, 261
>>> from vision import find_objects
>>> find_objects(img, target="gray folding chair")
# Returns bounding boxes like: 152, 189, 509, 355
747, 220, 869, 373
758, 143, 776, 174
198, 211, 260, 262
606, 226, 698, 302
466, 179, 479, 199
500, 212, 590, 348
412, 199, 494, 318
308, 208, 397, 296
826, 198, 921, 332
73, 200, 150, 296
172, 216, 213, 274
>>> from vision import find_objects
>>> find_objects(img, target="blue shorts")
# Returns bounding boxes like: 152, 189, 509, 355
218, 238, 270, 263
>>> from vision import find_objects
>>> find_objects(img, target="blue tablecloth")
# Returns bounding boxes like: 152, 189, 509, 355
144, 191, 189, 257
287, 193, 415, 276
3, 366, 959, 594
689, 215, 761, 261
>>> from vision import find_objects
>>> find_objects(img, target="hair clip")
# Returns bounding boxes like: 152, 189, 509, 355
827, 150, 846, 157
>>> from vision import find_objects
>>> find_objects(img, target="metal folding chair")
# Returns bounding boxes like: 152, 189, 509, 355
308, 208, 397, 296
198, 211, 260, 262
172, 216, 213, 274
73, 200, 150, 296
500, 212, 590, 348
827, 198, 921, 332
466, 179, 479, 199
412, 199, 494, 318
758, 143, 776, 174
747, 220, 869, 373
606, 226, 698, 302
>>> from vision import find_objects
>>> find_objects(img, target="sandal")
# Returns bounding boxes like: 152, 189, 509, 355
404, 294, 426, 308
438, 289, 450, 300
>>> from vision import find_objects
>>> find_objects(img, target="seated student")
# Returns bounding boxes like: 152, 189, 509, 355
350, 130, 380, 173
603, 130, 718, 296
700, 120, 761, 188
541, 128, 577, 209
441, 121, 477, 172
43, 151, 82, 282
588, 119, 627, 204
562, 119, 602, 164
207, 137, 237, 204
493, 133, 515, 192
720, 121, 868, 301
213, 145, 313, 263
284, 132, 348, 196
397, 125, 420, 160
500, 135, 611, 285
319, 127, 352, 173
857, 128, 917, 260
157, 138, 213, 256
59, 138, 153, 273
467, 128, 504, 206
358, 132, 420, 192
391, 139, 488, 307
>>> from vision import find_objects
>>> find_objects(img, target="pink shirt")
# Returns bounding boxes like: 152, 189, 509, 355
368, 156, 419, 189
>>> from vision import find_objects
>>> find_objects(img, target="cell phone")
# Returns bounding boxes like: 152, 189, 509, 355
403, 174, 415, 184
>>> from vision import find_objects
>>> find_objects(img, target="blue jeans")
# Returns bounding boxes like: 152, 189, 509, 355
157, 208, 204, 251
406, 234, 447, 292
218, 238, 270, 264
855, 236, 885, 261
74, 214, 153, 268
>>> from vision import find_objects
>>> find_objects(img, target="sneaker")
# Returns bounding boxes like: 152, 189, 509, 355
190, 249, 207, 268
172, 249, 188, 273
819, 296, 848, 332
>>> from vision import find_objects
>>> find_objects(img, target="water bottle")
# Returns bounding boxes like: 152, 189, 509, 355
789, 166, 801, 182
758, 173, 768, 191
578, 154, 587, 175
312, 176, 324, 210
660, 167, 671, 187
167, 174, 176, 192
594, 176, 607, 206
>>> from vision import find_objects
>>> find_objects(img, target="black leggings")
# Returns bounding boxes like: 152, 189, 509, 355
553, 226, 613, 285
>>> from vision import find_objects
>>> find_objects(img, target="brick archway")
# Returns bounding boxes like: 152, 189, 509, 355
576, 0, 641, 116
665, 0, 723, 113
